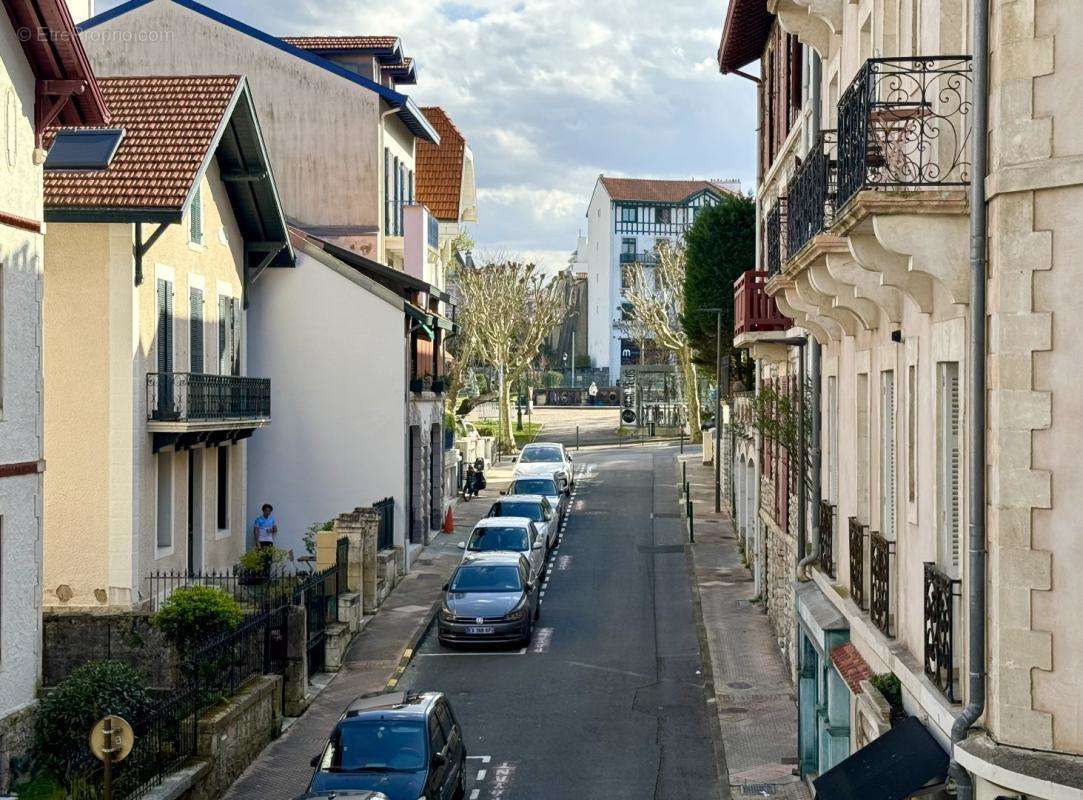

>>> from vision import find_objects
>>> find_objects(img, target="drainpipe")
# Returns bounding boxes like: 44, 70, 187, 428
796, 341, 807, 564
798, 53, 823, 581
949, 0, 990, 795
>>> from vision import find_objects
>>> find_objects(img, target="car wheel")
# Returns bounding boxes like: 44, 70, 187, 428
534, 603, 540, 621
522, 619, 534, 646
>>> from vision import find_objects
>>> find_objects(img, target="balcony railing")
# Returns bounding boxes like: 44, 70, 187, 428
786, 130, 837, 257
849, 517, 867, 610
765, 199, 786, 276
869, 531, 894, 637
818, 500, 835, 578
733, 270, 791, 337
619, 252, 659, 265
836, 56, 973, 209
924, 562, 961, 702
147, 373, 271, 422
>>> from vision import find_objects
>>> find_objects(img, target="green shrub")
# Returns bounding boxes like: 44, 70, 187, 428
473, 419, 497, 437
870, 672, 903, 708
35, 660, 149, 783
543, 370, 563, 388
303, 520, 334, 556
152, 586, 243, 651
238, 546, 288, 575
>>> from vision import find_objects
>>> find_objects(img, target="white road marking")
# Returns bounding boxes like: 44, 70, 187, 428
490, 761, 516, 798
467, 755, 492, 763
567, 660, 651, 679
469, 791, 480, 800
529, 627, 554, 653
557, 555, 572, 571
476, 769, 487, 781
421, 648, 526, 657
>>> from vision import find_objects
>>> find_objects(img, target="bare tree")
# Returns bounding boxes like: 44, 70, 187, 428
621, 241, 703, 441
454, 259, 568, 452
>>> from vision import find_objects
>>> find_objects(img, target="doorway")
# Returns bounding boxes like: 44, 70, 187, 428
188, 450, 204, 573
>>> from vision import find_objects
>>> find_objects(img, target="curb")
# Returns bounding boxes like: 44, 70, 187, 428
382, 599, 442, 693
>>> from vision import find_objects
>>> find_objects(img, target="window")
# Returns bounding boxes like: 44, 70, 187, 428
827, 376, 838, 503
384, 148, 393, 235
157, 279, 173, 375
435, 703, 454, 741
856, 373, 870, 521
216, 446, 229, 531
188, 184, 203, 245
621, 238, 636, 256
880, 371, 896, 539
656, 206, 671, 224
190, 287, 204, 374
619, 205, 637, 223
908, 364, 917, 503
217, 296, 239, 376
408, 169, 415, 205
936, 362, 961, 575
428, 713, 447, 754
157, 453, 173, 549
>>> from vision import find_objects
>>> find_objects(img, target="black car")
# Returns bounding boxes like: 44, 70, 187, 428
294, 793, 389, 800
438, 552, 540, 647
308, 691, 466, 800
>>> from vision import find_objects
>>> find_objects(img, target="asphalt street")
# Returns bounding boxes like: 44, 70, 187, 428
400, 444, 725, 799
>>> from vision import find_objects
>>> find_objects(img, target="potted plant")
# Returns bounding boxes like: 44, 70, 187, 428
432, 378, 446, 394
410, 377, 426, 393
237, 546, 287, 586
870, 673, 908, 726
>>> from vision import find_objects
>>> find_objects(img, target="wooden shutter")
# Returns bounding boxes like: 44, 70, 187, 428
230, 297, 240, 376
384, 148, 392, 235
189, 185, 203, 245
880, 371, 896, 539
190, 287, 204, 374
157, 279, 173, 373
218, 295, 228, 375
938, 362, 961, 574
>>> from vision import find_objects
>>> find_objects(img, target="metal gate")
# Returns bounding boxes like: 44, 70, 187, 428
374, 497, 394, 550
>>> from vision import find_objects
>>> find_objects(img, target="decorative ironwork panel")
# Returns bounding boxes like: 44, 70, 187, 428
869, 531, 894, 637
374, 496, 395, 551
818, 500, 835, 577
924, 562, 961, 702
786, 130, 837, 257
836, 56, 973, 209
765, 199, 786, 276
147, 373, 271, 421
849, 517, 867, 609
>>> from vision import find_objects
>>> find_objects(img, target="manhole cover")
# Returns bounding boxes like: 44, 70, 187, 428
727, 681, 753, 689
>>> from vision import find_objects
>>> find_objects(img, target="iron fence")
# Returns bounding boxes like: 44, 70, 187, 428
374, 497, 395, 551
144, 570, 304, 618
297, 566, 339, 676
869, 531, 894, 637
924, 562, 961, 702
836, 55, 973, 209
849, 517, 867, 610
764, 199, 786, 276
818, 501, 835, 578
147, 373, 271, 422
786, 130, 837, 257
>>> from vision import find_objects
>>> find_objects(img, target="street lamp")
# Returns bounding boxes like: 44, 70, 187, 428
696, 308, 729, 513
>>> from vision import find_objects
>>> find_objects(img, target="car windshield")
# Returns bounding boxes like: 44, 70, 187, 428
450, 565, 523, 593
323, 720, 427, 772
512, 479, 558, 496
467, 527, 529, 552
490, 502, 544, 522
519, 446, 563, 463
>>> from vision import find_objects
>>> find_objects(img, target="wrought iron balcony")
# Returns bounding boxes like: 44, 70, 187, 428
786, 131, 837, 257
818, 500, 835, 578
836, 56, 973, 210
849, 517, 867, 610
764, 199, 786, 276
869, 531, 894, 638
619, 251, 659, 265
147, 373, 271, 423
924, 562, 961, 702
733, 270, 791, 337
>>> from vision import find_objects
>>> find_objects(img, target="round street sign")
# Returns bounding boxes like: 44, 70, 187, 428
621, 408, 637, 425
89, 716, 134, 763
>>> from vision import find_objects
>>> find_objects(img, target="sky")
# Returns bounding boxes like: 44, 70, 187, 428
98, 0, 758, 271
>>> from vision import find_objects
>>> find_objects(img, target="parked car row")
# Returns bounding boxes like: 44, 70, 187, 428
302, 443, 579, 800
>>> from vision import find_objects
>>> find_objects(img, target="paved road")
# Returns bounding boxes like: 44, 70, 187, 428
400, 444, 725, 799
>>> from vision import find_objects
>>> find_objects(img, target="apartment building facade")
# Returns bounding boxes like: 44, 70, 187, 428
722, 0, 1083, 796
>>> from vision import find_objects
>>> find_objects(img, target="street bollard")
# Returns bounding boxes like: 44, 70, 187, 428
576, 425, 580, 451
681, 461, 687, 491
680, 430, 685, 453
687, 496, 694, 543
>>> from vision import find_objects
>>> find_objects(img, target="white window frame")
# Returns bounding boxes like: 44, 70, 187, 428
155, 452, 174, 558
827, 375, 838, 504
936, 361, 962, 577
880, 370, 896, 540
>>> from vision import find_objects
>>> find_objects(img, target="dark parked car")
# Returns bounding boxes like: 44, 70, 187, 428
438, 552, 540, 646
295, 793, 389, 800
307, 691, 466, 800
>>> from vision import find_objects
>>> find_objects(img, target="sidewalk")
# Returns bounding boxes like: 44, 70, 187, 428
222, 458, 518, 800
679, 447, 811, 800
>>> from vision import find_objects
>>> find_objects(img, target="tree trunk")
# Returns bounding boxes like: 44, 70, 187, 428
680, 348, 703, 443
497, 372, 516, 454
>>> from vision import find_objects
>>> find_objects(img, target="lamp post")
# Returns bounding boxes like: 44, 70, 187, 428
697, 308, 729, 514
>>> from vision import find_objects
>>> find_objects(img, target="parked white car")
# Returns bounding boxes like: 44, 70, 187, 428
514, 442, 574, 491
457, 516, 545, 584
485, 494, 559, 550
505, 475, 568, 529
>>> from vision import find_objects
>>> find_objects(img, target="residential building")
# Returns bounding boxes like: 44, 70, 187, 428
721, 0, 1083, 796
42, 75, 291, 607
76, 1, 455, 563
584, 176, 739, 383
0, 0, 108, 783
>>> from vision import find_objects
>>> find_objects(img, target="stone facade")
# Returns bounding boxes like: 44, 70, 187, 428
0, 702, 37, 793
42, 609, 177, 688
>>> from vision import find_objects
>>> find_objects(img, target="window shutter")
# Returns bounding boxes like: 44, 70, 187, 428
230, 297, 241, 376
938, 362, 961, 574
189, 185, 203, 245
880, 371, 896, 539
157, 279, 173, 374
190, 287, 204, 374
218, 295, 228, 375
384, 148, 391, 235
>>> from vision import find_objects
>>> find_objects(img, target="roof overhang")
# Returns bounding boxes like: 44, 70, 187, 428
717, 0, 774, 74
79, 0, 439, 144
316, 236, 451, 303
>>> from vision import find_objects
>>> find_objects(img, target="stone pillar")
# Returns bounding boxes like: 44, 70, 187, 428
283, 604, 308, 717
361, 521, 378, 613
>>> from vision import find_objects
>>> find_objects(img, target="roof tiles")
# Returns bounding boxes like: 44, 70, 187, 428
717, 0, 774, 74
599, 176, 734, 204
416, 107, 467, 221
830, 642, 875, 695
280, 35, 399, 51
44, 75, 240, 213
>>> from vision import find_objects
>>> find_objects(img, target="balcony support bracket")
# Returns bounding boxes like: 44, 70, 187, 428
134, 222, 169, 287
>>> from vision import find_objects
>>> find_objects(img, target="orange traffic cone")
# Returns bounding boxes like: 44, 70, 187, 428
443, 505, 455, 534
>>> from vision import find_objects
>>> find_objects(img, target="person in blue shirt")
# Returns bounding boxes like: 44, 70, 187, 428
253, 504, 278, 549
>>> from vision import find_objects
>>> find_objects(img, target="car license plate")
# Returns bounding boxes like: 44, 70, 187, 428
466, 626, 495, 635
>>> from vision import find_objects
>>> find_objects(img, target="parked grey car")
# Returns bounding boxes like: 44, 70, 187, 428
504, 476, 568, 529
438, 552, 540, 646
485, 494, 558, 550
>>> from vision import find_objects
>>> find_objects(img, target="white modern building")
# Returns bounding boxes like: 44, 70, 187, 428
584, 176, 739, 383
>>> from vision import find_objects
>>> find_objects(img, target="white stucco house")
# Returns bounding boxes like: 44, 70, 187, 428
0, 0, 108, 785
584, 176, 740, 383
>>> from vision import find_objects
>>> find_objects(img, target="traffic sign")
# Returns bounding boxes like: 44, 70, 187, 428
89, 716, 134, 763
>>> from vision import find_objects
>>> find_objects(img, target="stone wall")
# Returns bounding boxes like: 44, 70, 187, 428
42, 609, 178, 688
0, 702, 36, 793
762, 506, 798, 676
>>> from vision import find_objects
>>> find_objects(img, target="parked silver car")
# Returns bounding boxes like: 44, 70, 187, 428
513, 442, 574, 490
505, 476, 568, 529
457, 516, 545, 583
485, 494, 559, 551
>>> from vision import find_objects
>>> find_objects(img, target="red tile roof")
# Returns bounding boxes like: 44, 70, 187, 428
830, 643, 875, 694
382, 57, 415, 74
717, 0, 774, 74
599, 176, 735, 204
44, 75, 240, 214
416, 107, 467, 222
280, 35, 399, 51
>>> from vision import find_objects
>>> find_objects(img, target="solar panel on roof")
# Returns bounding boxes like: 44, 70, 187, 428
44, 129, 125, 171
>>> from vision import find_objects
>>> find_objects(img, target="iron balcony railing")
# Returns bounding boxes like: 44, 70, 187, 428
849, 517, 867, 610
836, 55, 973, 209
869, 531, 894, 637
147, 373, 271, 422
924, 562, 961, 702
818, 500, 835, 578
786, 130, 837, 257
765, 199, 786, 276
733, 270, 791, 336
619, 251, 659, 265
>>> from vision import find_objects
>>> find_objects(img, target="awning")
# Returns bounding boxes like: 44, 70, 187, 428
404, 303, 433, 325
418, 323, 435, 340
812, 717, 948, 800
434, 313, 455, 332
